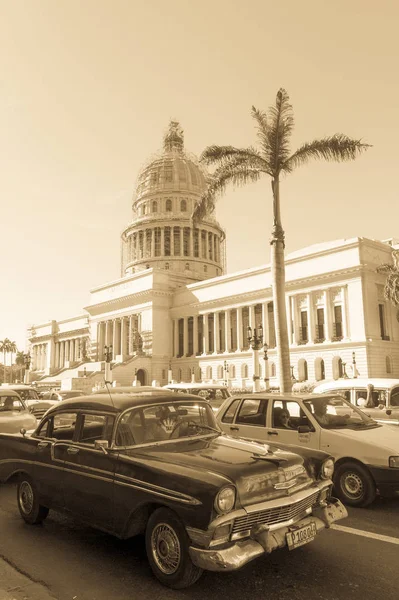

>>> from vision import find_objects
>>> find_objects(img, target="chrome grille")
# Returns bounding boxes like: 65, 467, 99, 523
232, 490, 320, 533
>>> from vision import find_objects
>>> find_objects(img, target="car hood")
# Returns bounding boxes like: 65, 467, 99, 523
0, 411, 37, 433
324, 423, 399, 453
123, 434, 314, 506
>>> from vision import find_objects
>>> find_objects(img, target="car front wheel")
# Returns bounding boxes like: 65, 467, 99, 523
145, 507, 203, 589
334, 461, 376, 507
17, 475, 49, 525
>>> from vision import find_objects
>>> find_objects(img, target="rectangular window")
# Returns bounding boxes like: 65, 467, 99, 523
145, 230, 152, 258
188, 317, 194, 356
154, 228, 161, 257
316, 307, 325, 341
333, 305, 343, 339
379, 304, 390, 340
208, 313, 214, 353
201, 231, 206, 258
183, 228, 190, 257
219, 312, 225, 352
138, 231, 144, 259
197, 316, 203, 354
242, 307, 249, 350
230, 310, 237, 351
194, 229, 199, 257
300, 311, 308, 343
208, 232, 213, 260
178, 319, 184, 357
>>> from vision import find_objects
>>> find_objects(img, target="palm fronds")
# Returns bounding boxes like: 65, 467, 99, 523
200, 145, 266, 169
377, 251, 399, 313
283, 135, 371, 172
267, 88, 294, 171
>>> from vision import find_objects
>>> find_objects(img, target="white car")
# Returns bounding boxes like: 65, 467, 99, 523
216, 392, 399, 507
0, 390, 37, 433
313, 378, 399, 426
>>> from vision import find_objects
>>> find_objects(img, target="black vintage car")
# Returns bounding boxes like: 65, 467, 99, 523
0, 390, 347, 589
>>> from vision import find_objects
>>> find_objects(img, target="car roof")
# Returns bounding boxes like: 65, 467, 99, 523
95, 386, 172, 394
229, 392, 337, 401
0, 384, 36, 391
45, 390, 204, 415
0, 389, 22, 398
164, 383, 229, 389
314, 378, 399, 389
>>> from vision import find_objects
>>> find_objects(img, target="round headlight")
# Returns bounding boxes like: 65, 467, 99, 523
215, 486, 236, 514
321, 458, 335, 480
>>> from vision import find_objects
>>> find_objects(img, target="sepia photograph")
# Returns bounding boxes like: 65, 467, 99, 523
0, 1, 398, 598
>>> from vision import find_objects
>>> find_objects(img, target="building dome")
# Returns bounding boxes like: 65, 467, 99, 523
121, 121, 225, 282
134, 121, 208, 202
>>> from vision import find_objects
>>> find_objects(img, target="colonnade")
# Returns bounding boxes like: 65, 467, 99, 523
96, 315, 140, 361
31, 343, 48, 371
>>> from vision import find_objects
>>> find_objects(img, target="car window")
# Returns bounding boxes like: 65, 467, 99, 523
52, 412, 79, 441
36, 418, 53, 439
390, 387, 399, 407
221, 399, 240, 424
236, 398, 267, 427
0, 396, 24, 412
335, 389, 351, 402
78, 414, 115, 445
355, 389, 386, 407
272, 400, 310, 429
18, 390, 40, 401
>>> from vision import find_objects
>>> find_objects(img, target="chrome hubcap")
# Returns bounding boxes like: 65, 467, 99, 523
19, 481, 34, 515
342, 472, 363, 499
151, 523, 181, 575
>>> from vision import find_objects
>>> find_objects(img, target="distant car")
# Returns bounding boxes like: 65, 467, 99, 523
47, 390, 86, 401
0, 385, 57, 420
313, 378, 399, 425
95, 386, 173, 395
0, 389, 37, 433
216, 392, 399, 507
164, 383, 231, 412
0, 390, 346, 589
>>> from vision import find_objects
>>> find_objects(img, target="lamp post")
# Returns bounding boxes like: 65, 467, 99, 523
104, 345, 113, 383
191, 366, 196, 383
23, 353, 31, 384
247, 324, 263, 393
263, 343, 270, 391
223, 360, 229, 387
352, 351, 357, 379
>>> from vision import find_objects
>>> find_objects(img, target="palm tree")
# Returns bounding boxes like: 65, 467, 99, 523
15, 351, 26, 383
193, 89, 371, 392
0, 338, 12, 383
8, 341, 17, 383
377, 250, 399, 321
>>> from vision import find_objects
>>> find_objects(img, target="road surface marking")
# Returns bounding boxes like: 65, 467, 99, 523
330, 524, 399, 545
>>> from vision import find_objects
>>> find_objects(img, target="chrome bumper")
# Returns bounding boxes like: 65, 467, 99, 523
189, 497, 347, 572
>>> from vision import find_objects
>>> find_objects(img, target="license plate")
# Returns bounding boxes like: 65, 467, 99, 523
286, 521, 317, 550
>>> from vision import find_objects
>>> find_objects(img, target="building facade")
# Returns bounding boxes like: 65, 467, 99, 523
27, 123, 399, 390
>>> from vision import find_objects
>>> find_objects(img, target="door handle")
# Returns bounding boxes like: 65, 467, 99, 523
67, 447, 79, 455
267, 431, 278, 436
230, 426, 239, 431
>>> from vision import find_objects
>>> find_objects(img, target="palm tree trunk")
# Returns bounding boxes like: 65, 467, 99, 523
3, 351, 5, 384
270, 178, 292, 392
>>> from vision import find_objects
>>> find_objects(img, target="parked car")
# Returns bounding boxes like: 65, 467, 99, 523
46, 390, 86, 401
0, 385, 57, 420
0, 389, 37, 433
216, 392, 399, 508
164, 383, 231, 412
95, 386, 173, 394
313, 378, 399, 425
0, 390, 346, 589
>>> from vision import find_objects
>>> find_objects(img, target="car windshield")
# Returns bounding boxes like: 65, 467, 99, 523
0, 395, 25, 412
116, 400, 220, 446
303, 395, 380, 430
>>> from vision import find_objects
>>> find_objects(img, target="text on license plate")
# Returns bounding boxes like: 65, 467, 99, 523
286, 521, 317, 550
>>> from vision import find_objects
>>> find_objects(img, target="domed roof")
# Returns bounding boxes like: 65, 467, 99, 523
135, 121, 209, 200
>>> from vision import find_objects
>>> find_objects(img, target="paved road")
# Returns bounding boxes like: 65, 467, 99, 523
1, 482, 398, 600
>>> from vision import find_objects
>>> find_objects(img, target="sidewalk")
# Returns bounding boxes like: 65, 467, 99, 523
0, 557, 58, 600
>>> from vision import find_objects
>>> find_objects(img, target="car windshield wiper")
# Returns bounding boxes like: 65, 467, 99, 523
191, 424, 220, 434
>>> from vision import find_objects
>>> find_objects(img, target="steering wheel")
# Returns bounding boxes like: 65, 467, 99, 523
170, 419, 200, 438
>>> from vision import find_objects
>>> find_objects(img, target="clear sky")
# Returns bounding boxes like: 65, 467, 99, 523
0, 0, 397, 351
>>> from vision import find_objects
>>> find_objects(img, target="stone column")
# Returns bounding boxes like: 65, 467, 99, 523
59, 342, 64, 367
292, 296, 299, 345
128, 316, 134, 355
203, 313, 209, 354
236, 307, 243, 352
213, 312, 220, 354
183, 317, 189, 357
262, 303, 269, 346
193, 316, 198, 356
190, 227, 194, 258
205, 230, 209, 260
151, 229, 155, 258
225, 309, 231, 352
105, 321, 112, 348
173, 319, 179, 358
342, 286, 349, 339
249, 305, 255, 329
120, 317, 127, 359
160, 227, 165, 257
55, 343, 60, 369
180, 227, 184, 256
112, 320, 119, 359
324, 290, 332, 341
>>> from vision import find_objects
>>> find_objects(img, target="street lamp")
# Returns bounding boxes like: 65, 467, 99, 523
104, 345, 113, 383
263, 343, 270, 391
223, 360, 229, 386
247, 325, 263, 392
352, 351, 357, 379
23, 353, 31, 384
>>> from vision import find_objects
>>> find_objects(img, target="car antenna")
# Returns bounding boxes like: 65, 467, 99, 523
104, 378, 116, 409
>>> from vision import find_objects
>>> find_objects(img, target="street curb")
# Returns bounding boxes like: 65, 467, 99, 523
0, 557, 58, 600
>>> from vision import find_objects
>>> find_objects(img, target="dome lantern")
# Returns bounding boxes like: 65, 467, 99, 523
163, 120, 184, 153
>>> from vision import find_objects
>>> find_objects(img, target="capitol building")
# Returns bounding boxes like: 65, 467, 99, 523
28, 122, 399, 391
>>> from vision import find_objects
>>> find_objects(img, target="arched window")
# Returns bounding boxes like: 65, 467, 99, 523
386, 355, 393, 374
332, 356, 343, 379
151, 200, 158, 213
217, 365, 224, 379
229, 364, 236, 378
241, 363, 248, 378
298, 359, 308, 382
315, 358, 325, 381
180, 199, 187, 212
166, 199, 172, 212
206, 366, 212, 380
196, 366, 202, 381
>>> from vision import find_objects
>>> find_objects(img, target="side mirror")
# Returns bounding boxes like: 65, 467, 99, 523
20, 428, 27, 437
298, 425, 311, 434
94, 439, 109, 454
